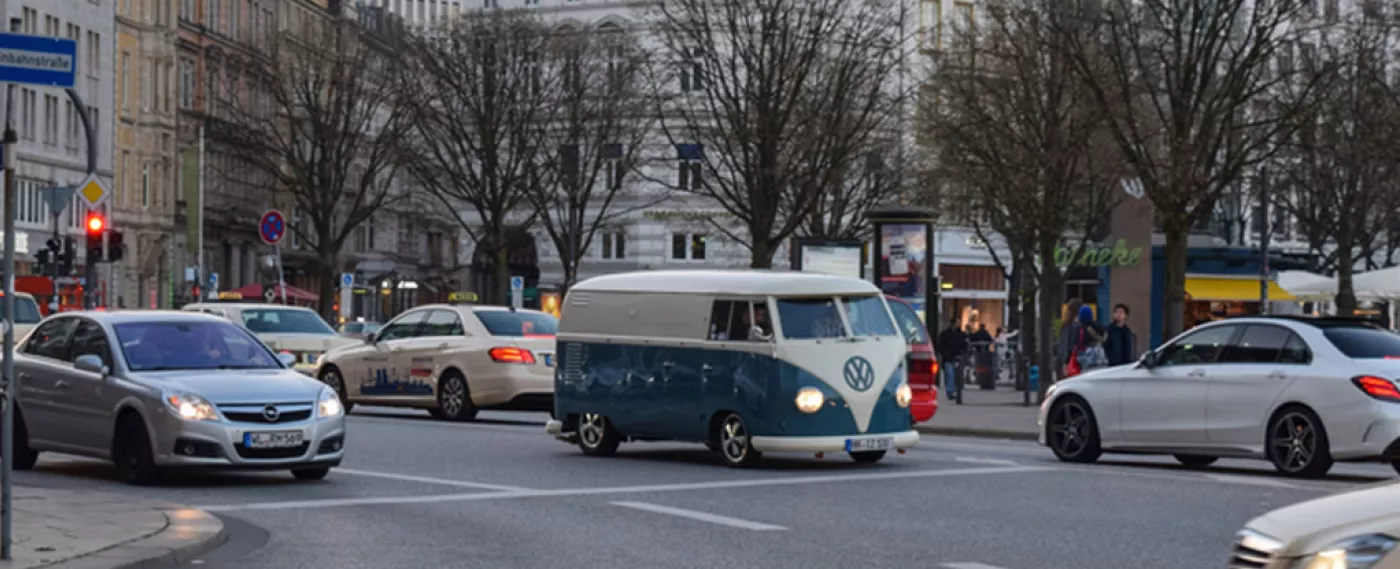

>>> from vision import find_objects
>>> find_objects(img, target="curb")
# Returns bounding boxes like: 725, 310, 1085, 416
42, 508, 227, 569
916, 424, 1040, 442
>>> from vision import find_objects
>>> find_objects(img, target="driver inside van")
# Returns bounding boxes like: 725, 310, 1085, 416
744, 304, 774, 341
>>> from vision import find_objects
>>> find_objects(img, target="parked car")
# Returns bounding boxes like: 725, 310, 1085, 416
1229, 480, 1400, 568
10, 311, 346, 484
886, 296, 938, 422
1039, 315, 1400, 478
3, 291, 43, 342
182, 302, 358, 374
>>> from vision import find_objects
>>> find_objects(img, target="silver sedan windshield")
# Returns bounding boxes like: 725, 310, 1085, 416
115, 320, 281, 371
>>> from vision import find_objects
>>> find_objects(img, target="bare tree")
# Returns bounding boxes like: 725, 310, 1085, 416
922, 0, 1123, 387
1054, 0, 1311, 339
398, 11, 555, 304
527, 25, 663, 290
213, 20, 409, 316
642, 0, 910, 267
1274, 16, 1400, 315
801, 145, 906, 241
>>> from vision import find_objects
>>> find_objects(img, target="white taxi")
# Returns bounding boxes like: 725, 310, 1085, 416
182, 302, 359, 374
312, 304, 558, 421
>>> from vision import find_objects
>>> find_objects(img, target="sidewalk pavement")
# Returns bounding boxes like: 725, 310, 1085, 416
0, 486, 224, 569
915, 388, 1042, 441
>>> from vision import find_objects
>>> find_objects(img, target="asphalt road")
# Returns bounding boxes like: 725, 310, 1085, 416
15, 406, 1398, 569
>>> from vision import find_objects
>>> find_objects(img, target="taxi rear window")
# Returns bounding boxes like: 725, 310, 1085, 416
473, 310, 558, 337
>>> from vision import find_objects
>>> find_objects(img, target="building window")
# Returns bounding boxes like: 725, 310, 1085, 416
178, 57, 195, 109
20, 89, 34, 141
120, 151, 130, 205
143, 57, 154, 111
87, 32, 100, 77
88, 107, 99, 144
120, 51, 131, 115
671, 233, 707, 261
600, 232, 626, 260
141, 163, 150, 208
676, 143, 702, 190
680, 46, 703, 92
230, 0, 240, 38
64, 100, 78, 150
21, 8, 35, 34
291, 208, 303, 249
43, 94, 58, 145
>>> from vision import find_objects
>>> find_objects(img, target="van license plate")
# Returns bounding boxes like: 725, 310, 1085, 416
244, 431, 304, 449
845, 437, 893, 452
542, 354, 554, 367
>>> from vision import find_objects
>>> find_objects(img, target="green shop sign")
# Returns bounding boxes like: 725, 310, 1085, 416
1052, 239, 1143, 268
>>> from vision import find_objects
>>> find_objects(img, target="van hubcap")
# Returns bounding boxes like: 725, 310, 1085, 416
441, 378, 464, 416
721, 417, 748, 461
580, 414, 605, 447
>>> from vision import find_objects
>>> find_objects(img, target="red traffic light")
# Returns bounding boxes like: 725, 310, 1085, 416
85, 214, 104, 233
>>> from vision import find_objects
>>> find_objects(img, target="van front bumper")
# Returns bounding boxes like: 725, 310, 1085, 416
751, 430, 919, 453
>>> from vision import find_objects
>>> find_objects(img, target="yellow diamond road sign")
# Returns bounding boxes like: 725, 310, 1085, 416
77, 174, 109, 208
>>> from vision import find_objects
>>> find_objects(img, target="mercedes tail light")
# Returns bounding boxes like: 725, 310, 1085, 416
1352, 376, 1400, 402
489, 347, 536, 365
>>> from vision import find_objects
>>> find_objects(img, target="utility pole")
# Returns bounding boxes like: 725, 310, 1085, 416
1259, 168, 1271, 315
0, 16, 19, 560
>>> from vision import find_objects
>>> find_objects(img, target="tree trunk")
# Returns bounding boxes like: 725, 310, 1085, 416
1019, 276, 1039, 398
1162, 224, 1189, 340
315, 255, 337, 321
1336, 243, 1357, 317
493, 247, 512, 305
1006, 259, 1022, 334
1036, 241, 1064, 397
751, 237, 775, 269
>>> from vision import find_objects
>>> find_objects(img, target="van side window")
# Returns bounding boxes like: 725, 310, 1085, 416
707, 301, 771, 341
708, 301, 738, 341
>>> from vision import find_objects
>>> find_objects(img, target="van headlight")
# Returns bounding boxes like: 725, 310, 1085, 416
896, 384, 912, 408
794, 387, 824, 414
318, 388, 344, 417
1296, 534, 1396, 569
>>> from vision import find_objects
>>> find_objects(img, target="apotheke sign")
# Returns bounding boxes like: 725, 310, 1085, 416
1053, 239, 1143, 268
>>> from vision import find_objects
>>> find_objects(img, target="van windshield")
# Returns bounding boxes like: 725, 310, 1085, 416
775, 296, 898, 340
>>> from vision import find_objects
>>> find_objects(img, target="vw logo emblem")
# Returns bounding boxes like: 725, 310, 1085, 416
843, 356, 875, 392
262, 405, 280, 422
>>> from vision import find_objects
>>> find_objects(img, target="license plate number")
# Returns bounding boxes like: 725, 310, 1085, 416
542, 354, 554, 367
845, 437, 892, 452
244, 431, 304, 448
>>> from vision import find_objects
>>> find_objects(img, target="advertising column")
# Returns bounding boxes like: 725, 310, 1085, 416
867, 208, 937, 325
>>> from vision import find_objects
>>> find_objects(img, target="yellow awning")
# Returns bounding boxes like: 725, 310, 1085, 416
1185, 277, 1296, 302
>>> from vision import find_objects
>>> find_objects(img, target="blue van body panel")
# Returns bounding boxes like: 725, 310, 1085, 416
555, 341, 911, 442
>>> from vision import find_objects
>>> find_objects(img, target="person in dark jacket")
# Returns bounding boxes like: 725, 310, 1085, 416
1058, 298, 1085, 378
937, 318, 967, 397
1104, 303, 1137, 366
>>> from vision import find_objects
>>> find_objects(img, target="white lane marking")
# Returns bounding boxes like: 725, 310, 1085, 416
348, 414, 542, 434
954, 457, 1020, 466
941, 563, 1010, 569
611, 501, 787, 531
1205, 473, 1298, 489
333, 468, 529, 492
198, 465, 1053, 512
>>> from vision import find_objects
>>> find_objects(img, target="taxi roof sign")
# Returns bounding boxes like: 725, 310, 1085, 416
216, 291, 244, 300
448, 291, 478, 303
77, 174, 110, 208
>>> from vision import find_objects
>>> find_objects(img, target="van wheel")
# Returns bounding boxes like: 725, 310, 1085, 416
435, 372, 478, 422
850, 450, 886, 464
718, 413, 761, 468
577, 413, 621, 456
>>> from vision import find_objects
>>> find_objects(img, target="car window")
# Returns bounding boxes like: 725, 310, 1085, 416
69, 319, 113, 368
114, 320, 281, 371
1280, 334, 1311, 364
420, 310, 464, 337
842, 295, 898, 338
239, 309, 336, 335
887, 300, 930, 345
0, 295, 42, 323
23, 317, 76, 360
1225, 325, 1292, 364
378, 311, 428, 341
473, 310, 558, 337
776, 297, 845, 340
706, 300, 771, 341
343, 322, 363, 333
1322, 326, 1400, 359
1157, 325, 1238, 367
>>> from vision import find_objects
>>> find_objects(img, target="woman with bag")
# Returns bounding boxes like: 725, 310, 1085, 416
1065, 305, 1109, 378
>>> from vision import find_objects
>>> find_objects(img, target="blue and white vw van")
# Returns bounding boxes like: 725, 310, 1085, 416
543, 270, 919, 467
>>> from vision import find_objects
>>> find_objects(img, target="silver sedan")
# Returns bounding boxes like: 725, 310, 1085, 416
8, 310, 347, 485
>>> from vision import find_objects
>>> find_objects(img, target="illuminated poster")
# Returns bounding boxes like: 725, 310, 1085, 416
799, 245, 863, 279
880, 224, 927, 300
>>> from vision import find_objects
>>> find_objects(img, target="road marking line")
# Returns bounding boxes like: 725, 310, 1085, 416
1204, 473, 1298, 489
333, 468, 529, 492
611, 501, 787, 531
348, 414, 542, 434
198, 465, 1052, 512
954, 457, 1020, 466
941, 563, 1010, 569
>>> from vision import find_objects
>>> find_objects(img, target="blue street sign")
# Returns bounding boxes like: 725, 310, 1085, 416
209, 272, 219, 290
0, 33, 78, 88
340, 273, 353, 287
510, 276, 524, 291
259, 209, 286, 245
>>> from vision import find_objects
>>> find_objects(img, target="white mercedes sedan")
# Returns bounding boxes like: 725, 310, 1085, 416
1038, 316, 1400, 478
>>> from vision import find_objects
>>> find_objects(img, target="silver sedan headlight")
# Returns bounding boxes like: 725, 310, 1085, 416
163, 390, 219, 421
317, 388, 344, 418
1294, 534, 1397, 569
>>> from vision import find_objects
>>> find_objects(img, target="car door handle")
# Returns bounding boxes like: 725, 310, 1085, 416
54, 380, 69, 390
701, 364, 714, 372
1187, 369, 1206, 378
1268, 371, 1286, 380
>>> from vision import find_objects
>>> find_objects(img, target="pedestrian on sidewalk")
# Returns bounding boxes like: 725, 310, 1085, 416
1104, 303, 1137, 366
1065, 305, 1108, 377
938, 318, 967, 398
1058, 298, 1084, 379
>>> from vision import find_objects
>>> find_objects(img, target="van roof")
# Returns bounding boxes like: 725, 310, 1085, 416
571, 270, 881, 296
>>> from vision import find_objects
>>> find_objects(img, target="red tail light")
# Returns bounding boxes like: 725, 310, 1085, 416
489, 347, 536, 364
1352, 376, 1400, 402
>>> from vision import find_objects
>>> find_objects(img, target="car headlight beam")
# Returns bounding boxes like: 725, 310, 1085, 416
896, 384, 912, 408
1298, 534, 1397, 569
318, 388, 344, 417
794, 387, 824, 414
163, 391, 219, 422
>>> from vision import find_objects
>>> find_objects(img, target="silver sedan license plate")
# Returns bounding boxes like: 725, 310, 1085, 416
244, 431, 304, 449
845, 436, 893, 452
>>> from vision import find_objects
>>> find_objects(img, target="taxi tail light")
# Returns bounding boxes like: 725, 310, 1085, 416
1352, 375, 1400, 402
489, 347, 536, 364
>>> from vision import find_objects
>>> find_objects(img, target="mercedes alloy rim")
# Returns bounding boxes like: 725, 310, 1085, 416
442, 378, 464, 416
1271, 412, 1316, 472
1052, 402, 1088, 456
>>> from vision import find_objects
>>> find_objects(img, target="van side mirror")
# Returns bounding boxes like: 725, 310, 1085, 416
74, 354, 109, 376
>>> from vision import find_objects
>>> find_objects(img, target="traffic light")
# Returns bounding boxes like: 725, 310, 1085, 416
85, 212, 106, 262
61, 237, 75, 274
107, 230, 125, 262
